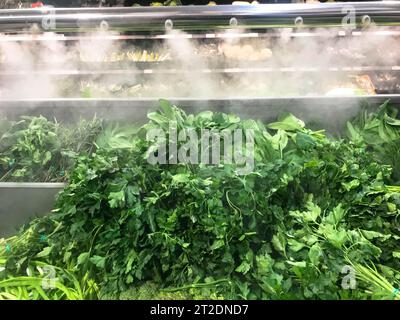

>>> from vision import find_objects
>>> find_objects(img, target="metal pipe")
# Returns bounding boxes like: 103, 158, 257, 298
0, 2, 400, 33
0, 65, 400, 76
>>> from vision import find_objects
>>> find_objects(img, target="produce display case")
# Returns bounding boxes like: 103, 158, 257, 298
1, 3, 400, 300
3, 2, 400, 235
0, 182, 64, 237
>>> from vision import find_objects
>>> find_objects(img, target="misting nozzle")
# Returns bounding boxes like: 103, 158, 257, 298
294, 16, 303, 27
165, 19, 173, 31
229, 17, 238, 27
99, 20, 109, 31
361, 15, 371, 26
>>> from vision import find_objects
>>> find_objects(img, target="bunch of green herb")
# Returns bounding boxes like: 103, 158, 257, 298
0, 116, 102, 182
347, 100, 400, 184
0, 235, 99, 300
2, 100, 400, 300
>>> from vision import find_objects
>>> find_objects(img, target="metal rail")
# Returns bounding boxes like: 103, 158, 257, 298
0, 2, 400, 33
1, 28, 400, 42
0, 66, 399, 76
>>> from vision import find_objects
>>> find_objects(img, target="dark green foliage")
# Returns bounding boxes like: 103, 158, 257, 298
0, 116, 102, 182
347, 101, 400, 183
2, 100, 400, 300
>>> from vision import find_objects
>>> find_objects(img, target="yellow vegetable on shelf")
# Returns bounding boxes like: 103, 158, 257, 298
233, 1, 259, 5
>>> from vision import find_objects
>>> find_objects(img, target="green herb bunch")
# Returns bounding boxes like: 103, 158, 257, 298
2, 100, 400, 300
0, 116, 102, 182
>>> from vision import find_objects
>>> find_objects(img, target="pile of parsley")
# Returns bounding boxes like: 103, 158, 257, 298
0, 116, 101, 182
3, 100, 400, 300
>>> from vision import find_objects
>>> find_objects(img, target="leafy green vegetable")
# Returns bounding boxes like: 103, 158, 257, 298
347, 101, 400, 183
0, 116, 102, 182
2, 100, 400, 300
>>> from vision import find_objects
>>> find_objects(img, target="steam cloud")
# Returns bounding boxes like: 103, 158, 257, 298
0, 26, 397, 129
0, 27, 397, 98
